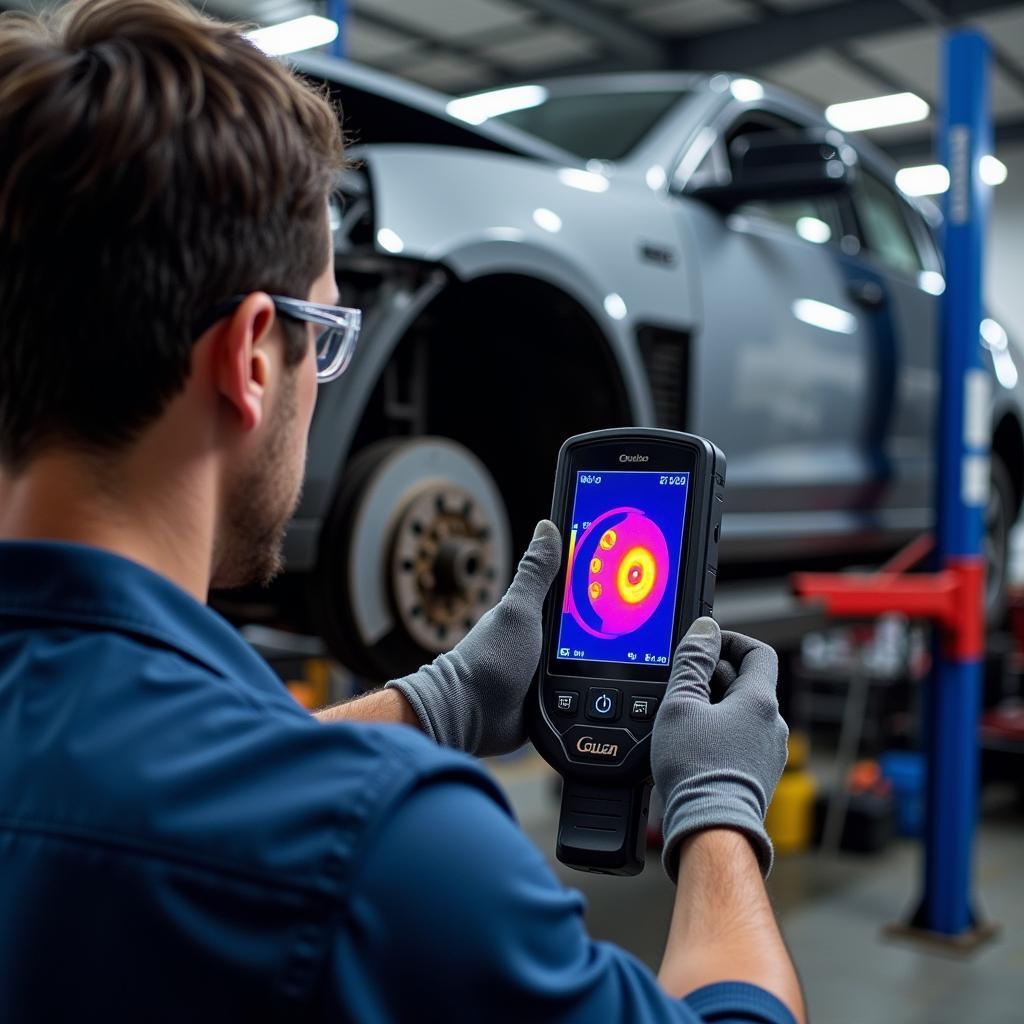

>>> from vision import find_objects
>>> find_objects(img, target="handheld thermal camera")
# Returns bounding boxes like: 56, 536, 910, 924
528, 428, 725, 875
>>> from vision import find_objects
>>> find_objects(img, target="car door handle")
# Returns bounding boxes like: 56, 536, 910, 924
847, 279, 886, 308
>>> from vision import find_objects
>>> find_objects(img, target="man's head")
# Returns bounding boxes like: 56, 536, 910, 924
0, 0, 344, 587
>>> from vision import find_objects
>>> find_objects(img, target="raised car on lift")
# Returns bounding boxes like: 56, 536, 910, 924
228, 58, 1024, 681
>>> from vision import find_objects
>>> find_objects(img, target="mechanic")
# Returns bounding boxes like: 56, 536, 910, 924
0, 2, 804, 1021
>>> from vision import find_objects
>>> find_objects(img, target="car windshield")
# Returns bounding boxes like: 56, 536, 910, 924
486, 89, 688, 161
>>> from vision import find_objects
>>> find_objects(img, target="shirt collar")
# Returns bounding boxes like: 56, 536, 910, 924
0, 540, 288, 701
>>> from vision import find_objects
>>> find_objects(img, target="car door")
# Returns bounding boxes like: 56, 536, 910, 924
671, 111, 881, 562
838, 170, 940, 527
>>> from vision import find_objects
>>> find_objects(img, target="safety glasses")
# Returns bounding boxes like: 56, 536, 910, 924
195, 294, 362, 383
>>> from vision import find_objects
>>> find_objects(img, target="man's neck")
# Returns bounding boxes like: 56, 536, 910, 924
0, 447, 216, 602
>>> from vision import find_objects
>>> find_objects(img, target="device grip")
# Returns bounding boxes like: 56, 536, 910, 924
556, 778, 653, 876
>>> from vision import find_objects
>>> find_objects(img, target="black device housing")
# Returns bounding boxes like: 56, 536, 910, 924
528, 428, 725, 875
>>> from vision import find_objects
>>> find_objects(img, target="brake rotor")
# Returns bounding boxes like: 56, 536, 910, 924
336, 437, 513, 672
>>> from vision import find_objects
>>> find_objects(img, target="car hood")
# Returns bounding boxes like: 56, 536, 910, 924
292, 53, 579, 166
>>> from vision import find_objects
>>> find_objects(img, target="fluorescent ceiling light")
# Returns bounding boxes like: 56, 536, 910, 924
981, 155, 1008, 185
825, 92, 929, 132
792, 298, 857, 335
246, 15, 338, 56
446, 85, 547, 126
730, 78, 764, 102
896, 156, 1008, 196
896, 164, 950, 196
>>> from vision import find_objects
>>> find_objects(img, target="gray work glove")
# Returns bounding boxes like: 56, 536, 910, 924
386, 520, 562, 756
652, 617, 788, 880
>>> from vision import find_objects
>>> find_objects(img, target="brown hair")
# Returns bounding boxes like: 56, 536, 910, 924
0, 0, 344, 468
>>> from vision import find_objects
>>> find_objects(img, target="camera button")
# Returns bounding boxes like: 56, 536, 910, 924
629, 696, 659, 721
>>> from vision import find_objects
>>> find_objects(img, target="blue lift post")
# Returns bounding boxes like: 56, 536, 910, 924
914, 28, 994, 943
327, 0, 346, 58
793, 27, 998, 948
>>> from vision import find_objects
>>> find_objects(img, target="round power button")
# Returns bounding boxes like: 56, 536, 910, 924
585, 688, 620, 722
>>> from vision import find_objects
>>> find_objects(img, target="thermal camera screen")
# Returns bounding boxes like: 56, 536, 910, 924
556, 469, 690, 668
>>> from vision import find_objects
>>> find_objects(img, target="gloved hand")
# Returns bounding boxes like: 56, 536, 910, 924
386, 520, 562, 756
652, 617, 788, 880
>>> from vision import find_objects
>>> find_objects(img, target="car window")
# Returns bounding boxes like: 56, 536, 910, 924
852, 173, 924, 276
489, 90, 688, 161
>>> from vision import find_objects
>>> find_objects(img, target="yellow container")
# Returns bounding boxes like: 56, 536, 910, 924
786, 730, 810, 771
765, 767, 818, 855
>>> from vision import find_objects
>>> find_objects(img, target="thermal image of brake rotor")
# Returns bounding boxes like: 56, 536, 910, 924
564, 507, 671, 638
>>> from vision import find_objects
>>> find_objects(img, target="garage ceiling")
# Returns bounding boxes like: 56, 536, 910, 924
2, 0, 1022, 159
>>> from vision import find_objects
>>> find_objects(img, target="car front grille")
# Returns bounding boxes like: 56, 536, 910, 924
637, 325, 689, 430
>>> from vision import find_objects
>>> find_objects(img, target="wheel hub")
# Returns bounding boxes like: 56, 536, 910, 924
391, 484, 501, 652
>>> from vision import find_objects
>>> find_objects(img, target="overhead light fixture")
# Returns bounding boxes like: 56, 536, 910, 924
980, 155, 1008, 185
896, 156, 1008, 196
896, 163, 950, 196
825, 92, 929, 132
446, 85, 548, 126
730, 78, 764, 102
246, 15, 339, 56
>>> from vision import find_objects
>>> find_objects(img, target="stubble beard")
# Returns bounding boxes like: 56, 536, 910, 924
211, 376, 304, 590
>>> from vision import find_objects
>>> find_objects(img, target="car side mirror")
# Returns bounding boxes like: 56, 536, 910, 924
688, 132, 855, 211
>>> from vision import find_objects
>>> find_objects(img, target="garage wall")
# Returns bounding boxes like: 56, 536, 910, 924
988, 142, 1024, 342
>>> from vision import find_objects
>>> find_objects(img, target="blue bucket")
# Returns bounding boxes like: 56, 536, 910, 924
879, 751, 925, 838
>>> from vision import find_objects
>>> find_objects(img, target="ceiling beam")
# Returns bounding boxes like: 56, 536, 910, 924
502, 0, 666, 66
830, 43, 936, 105
743, 0, 937, 108
347, 3, 519, 80
896, 0, 1024, 100
668, 0, 1024, 72
880, 114, 1024, 160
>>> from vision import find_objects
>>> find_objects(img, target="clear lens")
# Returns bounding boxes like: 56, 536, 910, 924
314, 311, 360, 383
315, 327, 336, 367
265, 297, 361, 383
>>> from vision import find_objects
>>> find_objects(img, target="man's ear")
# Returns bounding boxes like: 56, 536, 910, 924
210, 293, 277, 433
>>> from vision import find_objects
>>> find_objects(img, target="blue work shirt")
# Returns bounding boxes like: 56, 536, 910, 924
0, 541, 794, 1023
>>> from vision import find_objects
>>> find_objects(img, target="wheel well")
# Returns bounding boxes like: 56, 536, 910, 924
993, 413, 1024, 517
350, 274, 635, 552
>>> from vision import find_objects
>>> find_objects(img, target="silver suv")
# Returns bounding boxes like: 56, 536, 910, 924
248, 59, 1024, 679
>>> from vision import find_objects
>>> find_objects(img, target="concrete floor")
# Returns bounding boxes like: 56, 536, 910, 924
488, 754, 1024, 1024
